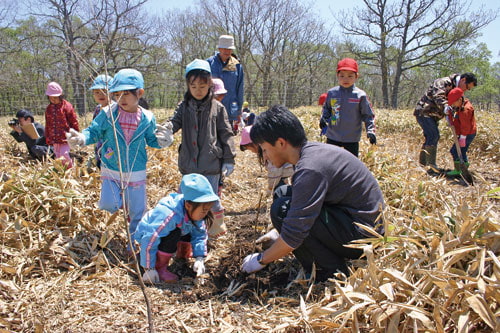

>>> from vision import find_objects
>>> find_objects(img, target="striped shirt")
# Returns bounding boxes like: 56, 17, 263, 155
118, 107, 142, 144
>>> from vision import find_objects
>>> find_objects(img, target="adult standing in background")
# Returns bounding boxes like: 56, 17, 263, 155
207, 34, 244, 134
414, 73, 476, 171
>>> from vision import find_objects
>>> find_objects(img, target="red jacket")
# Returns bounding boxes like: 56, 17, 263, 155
45, 99, 79, 145
453, 99, 476, 136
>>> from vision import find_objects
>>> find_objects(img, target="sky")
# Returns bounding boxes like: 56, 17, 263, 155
145, 0, 500, 63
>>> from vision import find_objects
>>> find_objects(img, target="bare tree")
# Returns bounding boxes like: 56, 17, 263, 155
338, 0, 498, 108
28, 0, 160, 115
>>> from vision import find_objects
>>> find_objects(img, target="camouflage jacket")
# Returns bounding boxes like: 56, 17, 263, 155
414, 74, 460, 119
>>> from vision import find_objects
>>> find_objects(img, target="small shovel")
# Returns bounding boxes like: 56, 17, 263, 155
448, 120, 474, 185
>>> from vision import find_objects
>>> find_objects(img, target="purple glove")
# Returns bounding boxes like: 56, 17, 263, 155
458, 135, 466, 147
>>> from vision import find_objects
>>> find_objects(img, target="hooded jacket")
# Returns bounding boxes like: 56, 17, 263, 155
206, 53, 244, 121
171, 97, 236, 175
452, 99, 477, 136
82, 104, 161, 182
134, 193, 207, 268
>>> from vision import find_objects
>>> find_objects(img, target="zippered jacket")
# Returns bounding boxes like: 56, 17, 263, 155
82, 104, 161, 182
134, 193, 207, 268
321, 85, 375, 142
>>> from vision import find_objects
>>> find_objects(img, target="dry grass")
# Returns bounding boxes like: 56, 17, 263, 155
0, 107, 498, 332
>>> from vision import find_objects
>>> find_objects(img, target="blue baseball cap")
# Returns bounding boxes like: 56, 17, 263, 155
185, 59, 211, 78
90, 74, 113, 90
109, 68, 144, 93
180, 174, 219, 203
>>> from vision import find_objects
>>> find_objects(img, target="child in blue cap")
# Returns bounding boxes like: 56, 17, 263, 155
134, 173, 219, 283
89, 74, 114, 169
161, 59, 236, 244
66, 69, 172, 249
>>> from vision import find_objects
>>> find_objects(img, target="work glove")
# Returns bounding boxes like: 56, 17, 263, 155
444, 105, 452, 116
459, 135, 466, 147
256, 229, 279, 249
241, 253, 266, 273
65, 128, 86, 149
142, 269, 159, 284
155, 122, 174, 148
193, 257, 205, 276
221, 163, 234, 177
367, 133, 377, 145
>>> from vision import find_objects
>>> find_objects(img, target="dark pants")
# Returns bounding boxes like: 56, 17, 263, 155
416, 115, 440, 146
450, 133, 475, 162
271, 185, 364, 280
30, 145, 52, 161
158, 228, 191, 253
326, 138, 359, 157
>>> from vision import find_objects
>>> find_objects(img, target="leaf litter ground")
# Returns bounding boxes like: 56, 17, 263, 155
0, 107, 499, 332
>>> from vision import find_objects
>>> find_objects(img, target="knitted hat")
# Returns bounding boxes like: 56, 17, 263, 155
212, 78, 227, 95
447, 88, 464, 105
240, 126, 253, 146
45, 82, 63, 96
337, 58, 358, 73
217, 35, 236, 50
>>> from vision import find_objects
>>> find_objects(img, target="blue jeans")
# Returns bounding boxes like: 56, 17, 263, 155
450, 133, 475, 162
416, 115, 440, 146
99, 178, 146, 236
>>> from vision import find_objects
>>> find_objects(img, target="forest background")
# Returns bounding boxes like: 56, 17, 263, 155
0, 0, 499, 118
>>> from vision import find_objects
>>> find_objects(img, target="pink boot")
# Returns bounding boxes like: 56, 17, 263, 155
155, 251, 178, 282
176, 241, 192, 259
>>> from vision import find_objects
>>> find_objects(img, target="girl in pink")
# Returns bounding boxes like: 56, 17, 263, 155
45, 82, 79, 168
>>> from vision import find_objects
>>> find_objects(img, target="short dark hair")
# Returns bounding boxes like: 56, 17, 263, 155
250, 105, 307, 147
461, 73, 477, 86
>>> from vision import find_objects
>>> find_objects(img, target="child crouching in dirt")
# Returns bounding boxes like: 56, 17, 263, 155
240, 125, 294, 195
134, 173, 218, 283
445, 88, 477, 177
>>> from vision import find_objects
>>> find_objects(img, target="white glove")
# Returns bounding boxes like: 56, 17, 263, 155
155, 122, 174, 148
142, 269, 159, 284
256, 229, 279, 247
241, 253, 266, 273
221, 163, 234, 177
193, 257, 205, 276
65, 128, 86, 149
444, 105, 452, 115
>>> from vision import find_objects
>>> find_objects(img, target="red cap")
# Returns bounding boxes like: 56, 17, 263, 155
447, 88, 464, 105
337, 58, 358, 73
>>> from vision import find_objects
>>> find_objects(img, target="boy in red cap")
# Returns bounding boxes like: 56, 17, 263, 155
445, 88, 477, 176
319, 58, 376, 157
